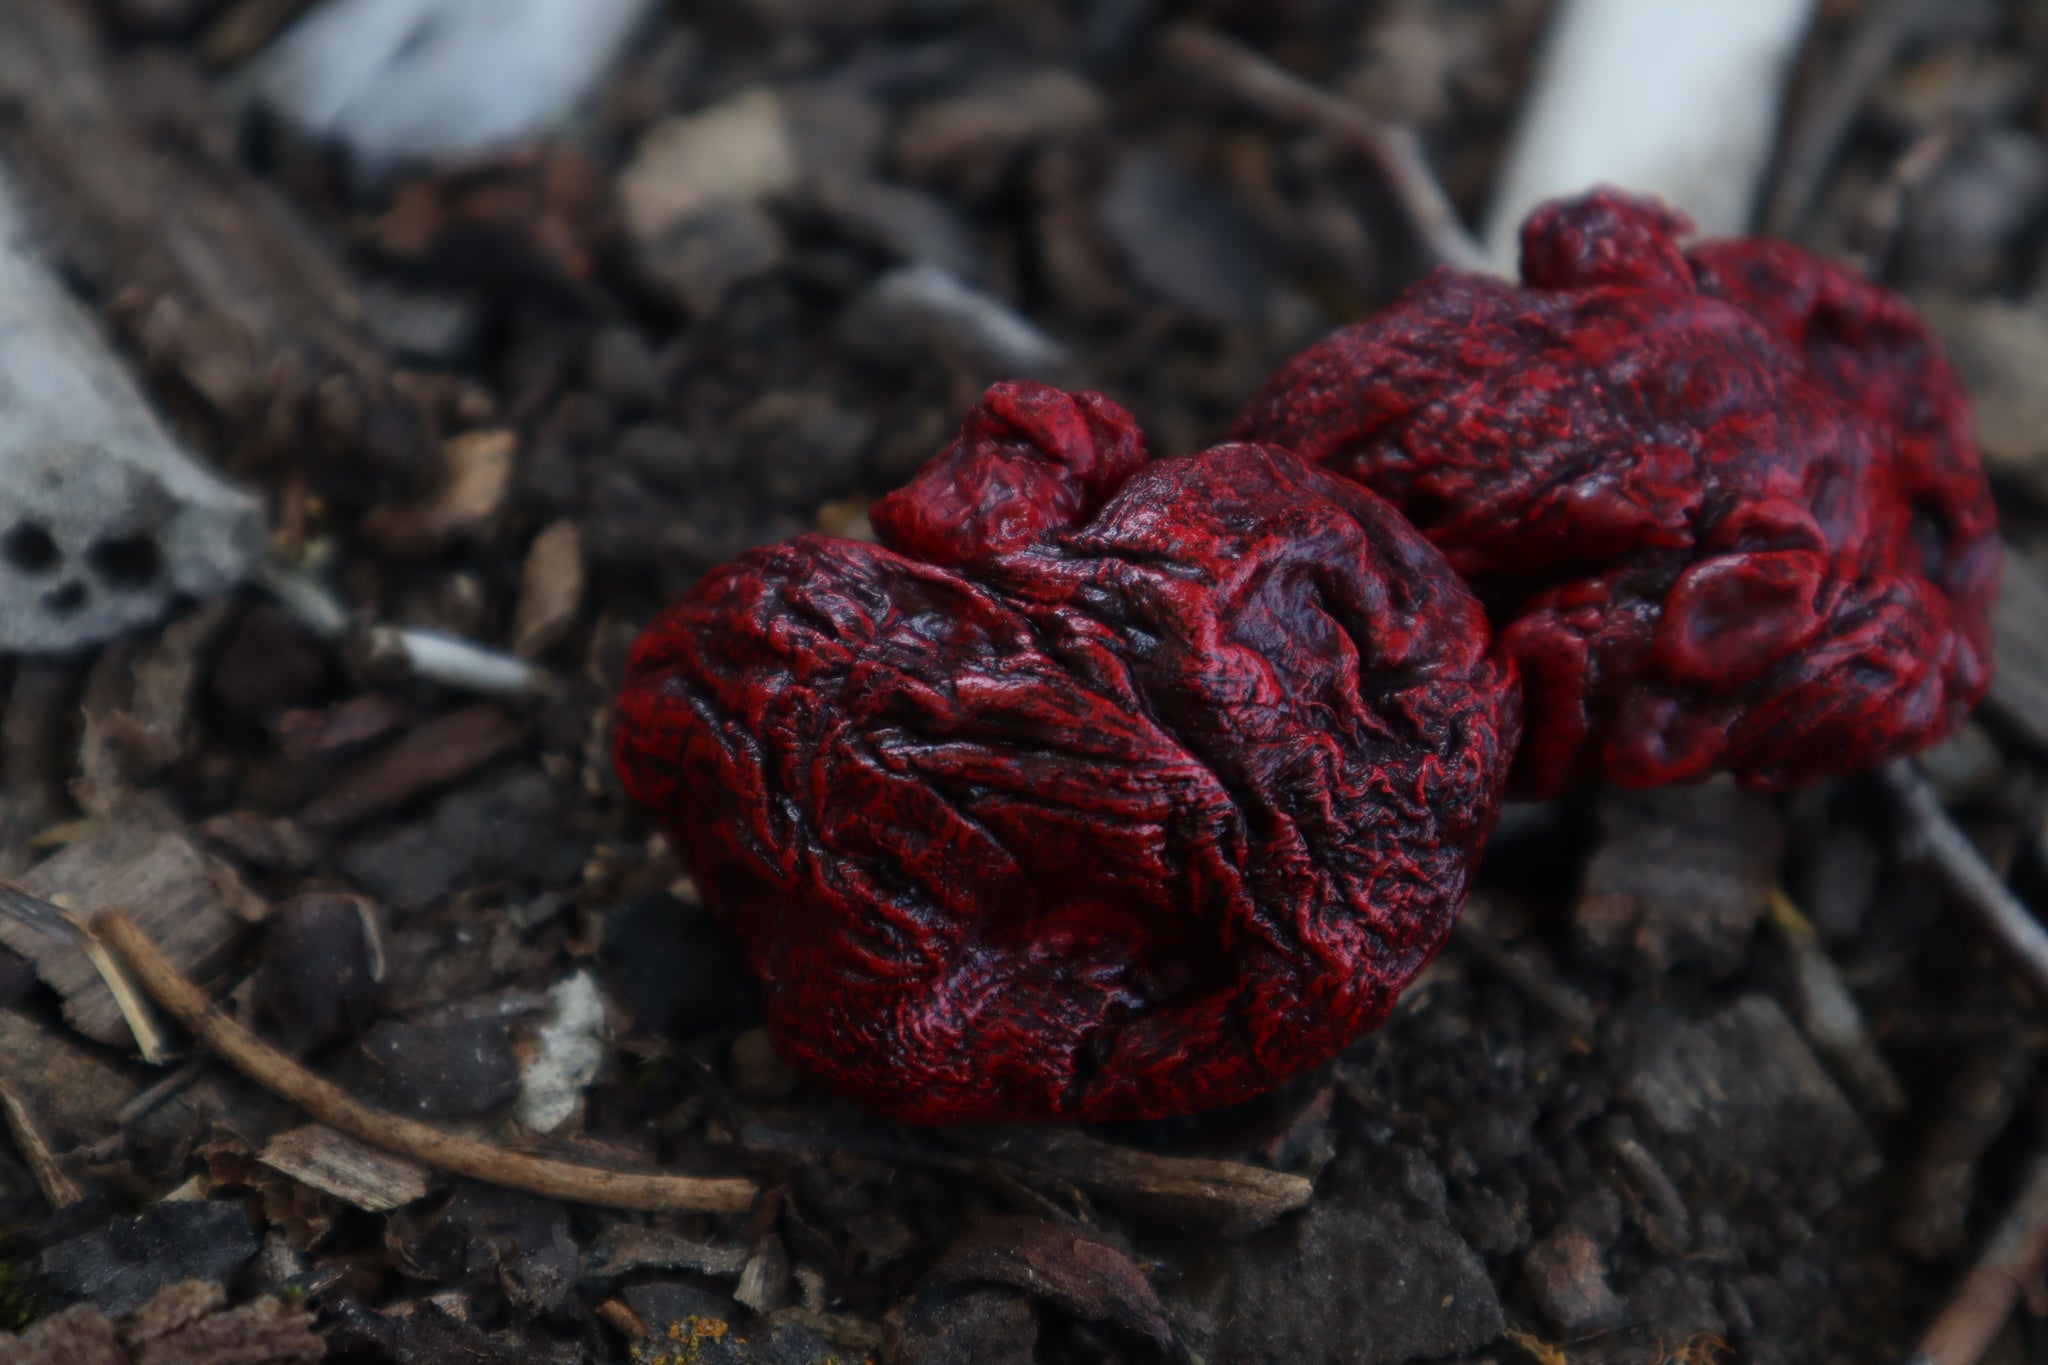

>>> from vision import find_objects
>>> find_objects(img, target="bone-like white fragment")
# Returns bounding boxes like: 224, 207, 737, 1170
0, 172, 263, 654
247, 0, 656, 176
366, 625, 547, 697
517, 971, 607, 1135
1483, 0, 1821, 269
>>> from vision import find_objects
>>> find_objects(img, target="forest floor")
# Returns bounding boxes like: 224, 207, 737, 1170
6, 0, 2048, 1362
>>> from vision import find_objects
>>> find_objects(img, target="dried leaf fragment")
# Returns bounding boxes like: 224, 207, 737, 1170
510, 520, 583, 658
926, 1215, 1173, 1349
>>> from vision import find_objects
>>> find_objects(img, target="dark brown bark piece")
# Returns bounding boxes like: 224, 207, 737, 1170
297, 706, 519, 832
0, 1008, 139, 1147
1895, 1045, 2028, 1258
964, 1127, 1312, 1236
0, 0, 435, 505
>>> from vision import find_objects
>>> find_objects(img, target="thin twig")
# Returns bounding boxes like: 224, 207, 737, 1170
1764, 0, 1936, 236
62, 1060, 214, 1168
1843, 117, 1963, 276
259, 560, 548, 697
961, 1126, 1313, 1236
118, 1056, 211, 1128
0, 1076, 82, 1208
1907, 1149, 2048, 1365
96, 911, 759, 1216
1159, 23, 1492, 274
1880, 759, 2048, 1005
1450, 917, 1599, 1037
364, 625, 548, 698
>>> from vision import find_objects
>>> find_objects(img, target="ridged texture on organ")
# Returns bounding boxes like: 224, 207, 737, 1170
1235, 188, 1998, 798
615, 381, 1519, 1122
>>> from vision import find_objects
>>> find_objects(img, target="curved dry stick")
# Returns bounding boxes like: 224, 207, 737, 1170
1159, 24, 1492, 275
96, 911, 758, 1216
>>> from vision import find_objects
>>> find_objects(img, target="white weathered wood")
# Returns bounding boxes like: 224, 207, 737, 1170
0, 170, 262, 653
1483, 0, 1821, 269
247, 0, 657, 176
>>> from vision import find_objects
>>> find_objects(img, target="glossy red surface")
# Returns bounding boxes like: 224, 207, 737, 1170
614, 382, 1519, 1122
1235, 188, 1997, 798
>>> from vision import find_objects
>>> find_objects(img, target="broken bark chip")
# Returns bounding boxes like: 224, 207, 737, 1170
1621, 995, 1881, 1210
1236, 187, 1999, 797
885, 1285, 1038, 1365
615, 381, 1519, 1123
258, 1123, 431, 1213
1575, 779, 1784, 974
299, 704, 520, 832
2, 820, 264, 1048
323, 1296, 561, 1365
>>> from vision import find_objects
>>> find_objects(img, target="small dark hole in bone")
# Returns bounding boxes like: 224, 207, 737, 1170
42, 580, 87, 615
2, 522, 60, 574
88, 534, 163, 589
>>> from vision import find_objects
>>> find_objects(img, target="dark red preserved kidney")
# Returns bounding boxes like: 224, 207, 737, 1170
614, 382, 1518, 1123
1234, 188, 1998, 799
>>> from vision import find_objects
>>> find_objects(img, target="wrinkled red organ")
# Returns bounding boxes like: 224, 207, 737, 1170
614, 382, 1519, 1123
1234, 189, 1998, 798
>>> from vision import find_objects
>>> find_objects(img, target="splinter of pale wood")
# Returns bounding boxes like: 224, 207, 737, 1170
0, 879, 167, 1062
1907, 1149, 2048, 1365
1881, 759, 2048, 1006
73, 916, 168, 1064
1159, 24, 1492, 275
95, 911, 759, 1216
